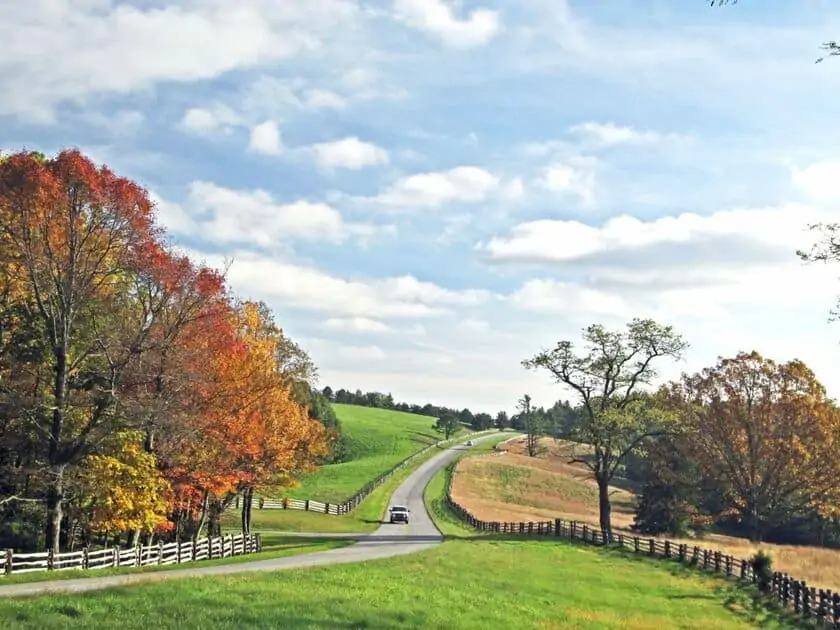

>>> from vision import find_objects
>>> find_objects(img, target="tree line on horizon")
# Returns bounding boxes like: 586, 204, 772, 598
0, 149, 339, 554
321, 385, 582, 441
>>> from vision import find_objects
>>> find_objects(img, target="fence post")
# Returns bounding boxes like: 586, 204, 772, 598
256, 533, 262, 552
208, 535, 214, 560
47, 547, 55, 571
582, 524, 588, 541
664, 540, 671, 558
648, 539, 655, 556
633, 536, 639, 552
555, 519, 561, 537
803, 583, 812, 619
114, 546, 120, 568
191, 538, 197, 561
4, 549, 12, 575
305, 500, 310, 512
832, 591, 840, 626
158, 540, 164, 565
259, 497, 265, 510
325, 502, 330, 515
82, 546, 89, 570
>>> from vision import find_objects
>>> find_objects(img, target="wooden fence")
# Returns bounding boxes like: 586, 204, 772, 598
444, 469, 840, 627
233, 430, 498, 516
0, 532, 261, 578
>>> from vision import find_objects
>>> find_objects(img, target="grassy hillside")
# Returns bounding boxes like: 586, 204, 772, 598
283, 404, 450, 503
452, 436, 840, 591
0, 539, 804, 629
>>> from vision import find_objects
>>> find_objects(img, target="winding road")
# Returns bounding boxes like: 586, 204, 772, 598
0, 432, 503, 598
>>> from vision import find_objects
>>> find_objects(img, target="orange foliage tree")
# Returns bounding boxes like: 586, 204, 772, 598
665, 351, 840, 542
0, 149, 330, 552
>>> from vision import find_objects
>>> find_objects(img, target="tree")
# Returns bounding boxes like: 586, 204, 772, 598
494, 411, 510, 430
0, 149, 173, 551
522, 318, 687, 543
517, 394, 544, 457
75, 431, 171, 540
434, 412, 460, 440
664, 351, 840, 542
632, 434, 703, 537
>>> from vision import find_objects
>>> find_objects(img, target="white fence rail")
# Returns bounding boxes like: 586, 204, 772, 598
1, 533, 261, 577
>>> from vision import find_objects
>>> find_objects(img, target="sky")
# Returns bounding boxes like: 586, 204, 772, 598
4, 0, 840, 414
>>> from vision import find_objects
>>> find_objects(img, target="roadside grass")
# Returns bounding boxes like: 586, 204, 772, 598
0, 538, 807, 629
221, 433, 501, 535
0, 534, 352, 587
455, 436, 840, 590
282, 404, 458, 503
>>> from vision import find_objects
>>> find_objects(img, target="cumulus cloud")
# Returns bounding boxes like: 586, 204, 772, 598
184, 249, 493, 320
155, 181, 387, 246
568, 122, 677, 145
477, 204, 822, 266
392, 0, 501, 48
311, 137, 389, 170
248, 120, 284, 155
0, 0, 358, 121
373, 166, 501, 208
324, 317, 392, 333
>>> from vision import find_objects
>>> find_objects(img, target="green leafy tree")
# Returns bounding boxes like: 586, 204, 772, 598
523, 318, 687, 543
433, 412, 460, 440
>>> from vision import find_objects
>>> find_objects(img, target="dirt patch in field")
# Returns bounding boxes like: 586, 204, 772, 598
452, 437, 840, 590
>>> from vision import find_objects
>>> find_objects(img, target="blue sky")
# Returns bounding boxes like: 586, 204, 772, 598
4, 0, 840, 413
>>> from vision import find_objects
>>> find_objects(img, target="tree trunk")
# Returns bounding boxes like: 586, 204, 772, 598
44, 465, 65, 552
208, 498, 223, 538
241, 486, 254, 535
193, 490, 210, 542
597, 475, 612, 545
45, 342, 69, 552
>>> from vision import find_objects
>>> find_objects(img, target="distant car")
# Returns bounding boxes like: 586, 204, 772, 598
389, 505, 410, 524
466, 440, 474, 447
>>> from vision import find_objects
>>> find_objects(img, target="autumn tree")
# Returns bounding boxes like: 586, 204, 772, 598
523, 318, 687, 543
0, 149, 180, 551
664, 351, 840, 542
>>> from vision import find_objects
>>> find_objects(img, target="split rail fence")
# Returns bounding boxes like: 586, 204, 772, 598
1, 532, 261, 578
445, 466, 840, 627
233, 430, 498, 516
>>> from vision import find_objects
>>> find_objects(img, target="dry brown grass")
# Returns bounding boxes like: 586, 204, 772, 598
452, 436, 840, 590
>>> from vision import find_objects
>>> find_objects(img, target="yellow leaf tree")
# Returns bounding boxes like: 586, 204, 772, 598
78, 432, 171, 538
665, 351, 840, 542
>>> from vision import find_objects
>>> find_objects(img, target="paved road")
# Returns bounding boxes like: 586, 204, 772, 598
0, 432, 503, 598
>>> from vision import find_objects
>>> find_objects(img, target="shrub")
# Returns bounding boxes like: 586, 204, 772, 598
751, 550, 774, 592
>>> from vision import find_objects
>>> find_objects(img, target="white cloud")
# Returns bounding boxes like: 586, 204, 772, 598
187, 249, 493, 320
538, 159, 596, 203
157, 181, 384, 246
304, 89, 348, 109
311, 137, 389, 170
248, 120, 284, 155
508, 279, 631, 318
392, 0, 501, 48
792, 161, 840, 201
478, 204, 823, 265
569, 122, 672, 145
374, 166, 500, 208
179, 105, 243, 135
324, 317, 392, 333
0, 1, 357, 121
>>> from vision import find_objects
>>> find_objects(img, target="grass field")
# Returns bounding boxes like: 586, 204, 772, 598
453, 436, 840, 591
0, 534, 352, 587
0, 449, 805, 630
282, 404, 453, 503
221, 431, 491, 534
